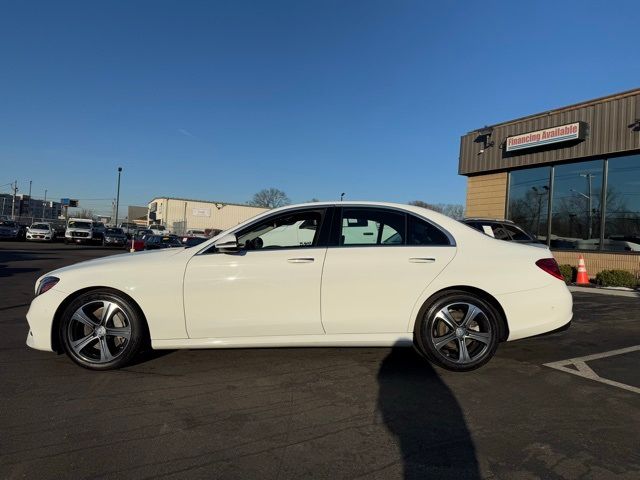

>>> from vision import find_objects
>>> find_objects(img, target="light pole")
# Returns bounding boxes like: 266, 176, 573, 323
115, 167, 122, 226
580, 173, 593, 239
43, 189, 47, 220
531, 186, 549, 238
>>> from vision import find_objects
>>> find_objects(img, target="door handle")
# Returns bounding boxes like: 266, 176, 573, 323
409, 257, 436, 263
287, 257, 315, 263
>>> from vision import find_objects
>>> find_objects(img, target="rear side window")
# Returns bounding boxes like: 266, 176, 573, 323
341, 209, 405, 246
407, 215, 451, 245
339, 208, 452, 247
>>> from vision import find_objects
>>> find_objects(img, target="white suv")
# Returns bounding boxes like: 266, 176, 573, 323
65, 218, 94, 244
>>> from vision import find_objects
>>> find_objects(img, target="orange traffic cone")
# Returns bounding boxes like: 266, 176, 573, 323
576, 255, 589, 284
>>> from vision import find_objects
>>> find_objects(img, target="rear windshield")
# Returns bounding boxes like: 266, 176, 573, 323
106, 228, 124, 235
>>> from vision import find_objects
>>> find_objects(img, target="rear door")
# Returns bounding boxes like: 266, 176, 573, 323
321, 207, 456, 334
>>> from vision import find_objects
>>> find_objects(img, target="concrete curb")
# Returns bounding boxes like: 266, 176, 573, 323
568, 286, 640, 298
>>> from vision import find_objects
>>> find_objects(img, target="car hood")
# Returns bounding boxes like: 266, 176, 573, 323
40, 247, 186, 285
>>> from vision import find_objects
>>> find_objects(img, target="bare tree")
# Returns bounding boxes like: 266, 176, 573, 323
249, 188, 291, 209
408, 201, 465, 220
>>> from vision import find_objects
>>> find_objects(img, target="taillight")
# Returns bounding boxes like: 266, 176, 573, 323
535, 258, 564, 280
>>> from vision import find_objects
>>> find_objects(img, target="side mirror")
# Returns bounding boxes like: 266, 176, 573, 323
214, 233, 240, 252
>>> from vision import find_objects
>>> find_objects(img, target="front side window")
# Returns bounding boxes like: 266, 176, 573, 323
237, 210, 323, 250
341, 209, 405, 246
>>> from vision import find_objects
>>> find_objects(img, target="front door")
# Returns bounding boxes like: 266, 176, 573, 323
184, 208, 330, 338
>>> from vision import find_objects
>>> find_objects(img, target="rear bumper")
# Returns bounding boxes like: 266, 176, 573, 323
497, 282, 573, 341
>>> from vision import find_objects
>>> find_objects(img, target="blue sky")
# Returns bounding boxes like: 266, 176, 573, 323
1, 0, 639, 216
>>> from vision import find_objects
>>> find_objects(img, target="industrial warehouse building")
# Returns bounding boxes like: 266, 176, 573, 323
459, 88, 640, 276
147, 197, 267, 234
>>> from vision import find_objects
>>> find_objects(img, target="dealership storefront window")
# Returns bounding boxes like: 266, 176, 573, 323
508, 153, 640, 252
550, 160, 603, 250
605, 154, 640, 251
507, 166, 551, 240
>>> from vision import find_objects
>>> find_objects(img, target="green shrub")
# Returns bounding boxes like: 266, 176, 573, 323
595, 269, 637, 288
558, 264, 575, 284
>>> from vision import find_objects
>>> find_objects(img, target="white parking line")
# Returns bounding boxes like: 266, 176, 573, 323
544, 345, 640, 394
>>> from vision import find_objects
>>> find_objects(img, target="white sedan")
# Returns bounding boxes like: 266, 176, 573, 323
26, 202, 572, 371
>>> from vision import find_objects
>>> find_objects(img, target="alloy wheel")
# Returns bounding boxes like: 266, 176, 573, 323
67, 300, 132, 364
429, 302, 492, 365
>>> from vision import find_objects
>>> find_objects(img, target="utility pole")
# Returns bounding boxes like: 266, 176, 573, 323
11, 181, 18, 220
115, 167, 123, 227
43, 189, 48, 220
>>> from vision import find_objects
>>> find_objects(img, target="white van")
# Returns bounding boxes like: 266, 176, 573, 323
65, 218, 94, 244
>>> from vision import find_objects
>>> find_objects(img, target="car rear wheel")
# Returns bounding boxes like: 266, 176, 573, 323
416, 291, 500, 372
60, 290, 145, 370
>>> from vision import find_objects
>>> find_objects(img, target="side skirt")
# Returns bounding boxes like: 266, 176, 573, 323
152, 333, 414, 350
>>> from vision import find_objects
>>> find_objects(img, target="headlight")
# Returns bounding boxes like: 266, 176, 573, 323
36, 276, 59, 296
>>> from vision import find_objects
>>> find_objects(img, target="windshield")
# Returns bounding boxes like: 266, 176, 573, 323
68, 221, 92, 229
106, 228, 124, 235
152, 225, 166, 230
1, 221, 17, 227
31, 224, 50, 230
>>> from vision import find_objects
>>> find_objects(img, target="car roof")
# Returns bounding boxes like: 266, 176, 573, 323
463, 218, 517, 224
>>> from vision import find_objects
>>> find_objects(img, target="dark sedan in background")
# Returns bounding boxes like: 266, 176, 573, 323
102, 227, 128, 248
144, 234, 184, 250
462, 218, 542, 245
0, 220, 26, 241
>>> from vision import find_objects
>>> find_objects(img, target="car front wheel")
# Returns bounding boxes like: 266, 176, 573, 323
59, 290, 146, 370
416, 291, 500, 372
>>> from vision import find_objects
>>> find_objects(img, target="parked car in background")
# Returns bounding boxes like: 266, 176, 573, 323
0, 220, 26, 241
26, 201, 572, 371
462, 218, 542, 245
185, 229, 207, 237
119, 222, 138, 238
144, 234, 184, 250
65, 218, 94, 245
181, 236, 208, 248
102, 227, 128, 248
129, 230, 153, 252
148, 224, 168, 235
26, 223, 56, 242
92, 222, 106, 243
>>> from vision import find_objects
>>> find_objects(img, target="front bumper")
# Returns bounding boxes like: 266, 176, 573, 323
66, 236, 93, 243
25, 288, 68, 352
27, 234, 52, 240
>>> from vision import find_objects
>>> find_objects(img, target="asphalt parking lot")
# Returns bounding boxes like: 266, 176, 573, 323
1, 242, 639, 480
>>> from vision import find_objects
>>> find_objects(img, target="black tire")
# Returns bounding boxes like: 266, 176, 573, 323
415, 291, 500, 372
59, 290, 146, 370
